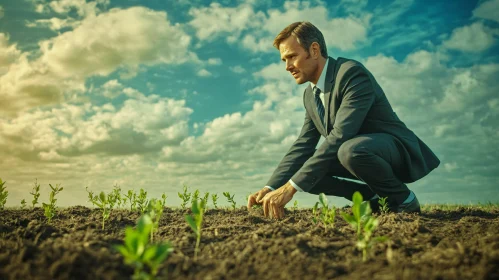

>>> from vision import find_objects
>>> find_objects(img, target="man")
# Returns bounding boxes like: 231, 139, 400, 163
247, 22, 440, 219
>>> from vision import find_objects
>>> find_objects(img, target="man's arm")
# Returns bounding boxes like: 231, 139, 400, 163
290, 64, 376, 192
265, 100, 321, 191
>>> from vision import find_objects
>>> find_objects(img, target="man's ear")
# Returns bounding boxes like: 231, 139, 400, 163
310, 42, 320, 59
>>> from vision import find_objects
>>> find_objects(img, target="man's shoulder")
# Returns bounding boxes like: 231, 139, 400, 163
335, 57, 366, 76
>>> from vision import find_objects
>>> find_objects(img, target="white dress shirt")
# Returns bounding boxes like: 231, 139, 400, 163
265, 58, 330, 192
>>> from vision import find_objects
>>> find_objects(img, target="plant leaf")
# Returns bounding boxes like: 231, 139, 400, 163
185, 215, 198, 234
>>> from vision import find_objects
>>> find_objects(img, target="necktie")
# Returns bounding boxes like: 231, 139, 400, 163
314, 86, 325, 126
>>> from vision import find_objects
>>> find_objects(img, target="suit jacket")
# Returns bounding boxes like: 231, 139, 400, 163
266, 56, 440, 192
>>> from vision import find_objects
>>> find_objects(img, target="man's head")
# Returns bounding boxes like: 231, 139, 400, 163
273, 22, 328, 84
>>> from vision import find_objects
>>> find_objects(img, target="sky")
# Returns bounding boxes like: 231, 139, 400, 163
0, 0, 498, 208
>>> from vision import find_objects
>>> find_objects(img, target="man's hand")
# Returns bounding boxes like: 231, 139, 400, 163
261, 182, 297, 219
247, 187, 272, 210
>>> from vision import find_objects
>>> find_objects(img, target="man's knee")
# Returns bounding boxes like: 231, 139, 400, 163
338, 139, 369, 168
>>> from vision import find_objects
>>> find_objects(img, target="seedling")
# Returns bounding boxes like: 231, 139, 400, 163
20, 199, 27, 209
185, 199, 206, 260
211, 194, 219, 209
30, 179, 41, 208
201, 192, 209, 211
136, 189, 149, 214
223, 192, 236, 210
378, 196, 389, 214
125, 190, 137, 211
311, 193, 336, 232
293, 200, 299, 212
115, 214, 173, 279
340, 191, 388, 261
146, 199, 164, 242
110, 185, 123, 209
178, 185, 191, 209
161, 193, 167, 207
0, 178, 7, 210
42, 183, 63, 223
92, 191, 113, 230
191, 189, 200, 204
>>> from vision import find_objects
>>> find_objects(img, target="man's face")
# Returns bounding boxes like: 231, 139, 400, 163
279, 36, 318, 84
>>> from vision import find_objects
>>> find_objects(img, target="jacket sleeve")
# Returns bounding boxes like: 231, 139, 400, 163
265, 93, 321, 189
290, 65, 375, 192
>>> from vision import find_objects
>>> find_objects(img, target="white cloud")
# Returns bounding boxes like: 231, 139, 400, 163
38, 0, 110, 18
207, 58, 222, 65
473, 0, 499, 23
0, 34, 21, 74
197, 69, 212, 77
230, 65, 246, 73
189, 1, 371, 53
0, 7, 197, 117
442, 22, 496, 52
26, 17, 80, 31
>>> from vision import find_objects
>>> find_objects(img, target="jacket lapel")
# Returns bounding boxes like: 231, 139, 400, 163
306, 85, 325, 136
323, 57, 337, 133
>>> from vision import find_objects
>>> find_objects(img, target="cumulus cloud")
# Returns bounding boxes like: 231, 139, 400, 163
32, 0, 110, 18
26, 17, 80, 31
0, 6, 196, 117
230, 65, 246, 73
207, 58, 222, 65
0, 93, 193, 162
473, 0, 499, 23
197, 69, 212, 77
188, 1, 371, 52
0, 34, 21, 74
442, 22, 496, 52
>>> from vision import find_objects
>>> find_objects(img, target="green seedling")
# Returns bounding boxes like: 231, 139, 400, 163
20, 199, 27, 209
115, 214, 173, 279
378, 196, 389, 214
311, 193, 336, 232
146, 199, 164, 242
191, 189, 200, 204
110, 185, 123, 209
340, 191, 388, 262
0, 178, 7, 210
125, 190, 137, 211
136, 189, 149, 214
161, 193, 167, 207
211, 194, 219, 209
30, 179, 41, 208
293, 200, 299, 212
91, 191, 113, 230
223, 192, 236, 210
185, 199, 206, 260
201, 192, 209, 211
178, 185, 191, 209
42, 183, 63, 223
86, 186, 98, 205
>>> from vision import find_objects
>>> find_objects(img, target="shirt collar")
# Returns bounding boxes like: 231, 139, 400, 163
310, 57, 329, 93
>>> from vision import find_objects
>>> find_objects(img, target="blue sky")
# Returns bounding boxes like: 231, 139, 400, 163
0, 0, 498, 208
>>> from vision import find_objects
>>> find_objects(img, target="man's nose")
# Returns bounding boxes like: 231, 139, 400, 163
285, 62, 293, 72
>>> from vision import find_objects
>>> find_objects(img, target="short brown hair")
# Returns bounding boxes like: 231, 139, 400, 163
273, 21, 328, 58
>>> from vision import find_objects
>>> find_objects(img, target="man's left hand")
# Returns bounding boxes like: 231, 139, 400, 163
260, 182, 297, 219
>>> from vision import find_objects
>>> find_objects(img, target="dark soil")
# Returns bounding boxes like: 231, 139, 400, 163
1, 206, 498, 279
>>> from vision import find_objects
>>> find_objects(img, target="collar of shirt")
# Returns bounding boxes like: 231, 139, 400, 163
310, 57, 329, 93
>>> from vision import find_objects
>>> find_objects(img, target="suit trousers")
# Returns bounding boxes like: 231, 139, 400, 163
308, 133, 411, 206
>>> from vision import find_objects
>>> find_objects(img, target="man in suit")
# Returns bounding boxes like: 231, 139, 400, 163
247, 21, 440, 219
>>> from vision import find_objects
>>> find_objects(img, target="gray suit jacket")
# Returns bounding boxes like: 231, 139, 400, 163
266, 56, 440, 192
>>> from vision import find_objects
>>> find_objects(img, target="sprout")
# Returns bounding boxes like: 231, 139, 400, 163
161, 193, 167, 207
42, 183, 63, 223
378, 196, 389, 214
30, 179, 41, 208
124, 190, 137, 211
340, 191, 388, 261
136, 189, 149, 214
146, 199, 164, 242
211, 194, 219, 209
115, 214, 173, 279
92, 191, 113, 230
178, 185, 191, 210
20, 199, 27, 209
185, 199, 206, 260
222, 192, 236, 210
0, 178, 7, 210
311, 193, 336, 232
293, 200, 299, 212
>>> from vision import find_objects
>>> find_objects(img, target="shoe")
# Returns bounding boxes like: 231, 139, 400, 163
392, 195, 421, 214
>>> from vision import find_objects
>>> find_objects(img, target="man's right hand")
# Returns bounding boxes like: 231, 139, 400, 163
247, 187, 272, 210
